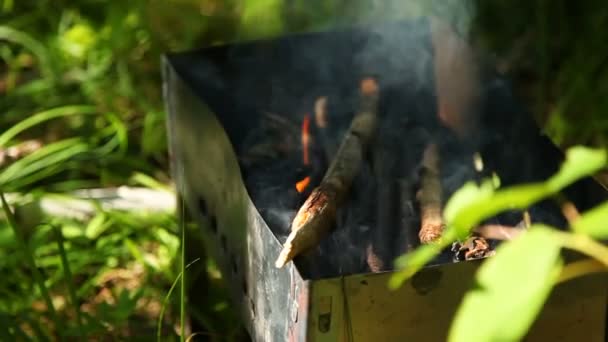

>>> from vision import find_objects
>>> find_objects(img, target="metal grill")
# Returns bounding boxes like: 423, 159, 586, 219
162, 18, 608, 342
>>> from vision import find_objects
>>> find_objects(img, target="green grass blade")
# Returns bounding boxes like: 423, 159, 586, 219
22, 311, 51, 342
0, 25, 54, 79
0, 139, 89, 188
52, 224, 84, 338
157, 258, 199, 342
0, 314, 14, 340
94, 111, 128, 156
0, 105, 96, 147
180, 200, 186, 342
130, 172, 173, 193
0, 191, 61, 337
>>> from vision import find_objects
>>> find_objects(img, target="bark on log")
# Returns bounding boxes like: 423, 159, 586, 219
275, 78, 380, 268
367, 139, 399, 272
418, 143, 445, 244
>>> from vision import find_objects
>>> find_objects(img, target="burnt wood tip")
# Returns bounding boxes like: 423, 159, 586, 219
418, 143, 444, 244
275, 186, 337, 268
360, 77, 379, 96
275, 77, 379, 269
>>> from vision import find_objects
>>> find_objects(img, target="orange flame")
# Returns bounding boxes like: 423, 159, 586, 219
301, 114, 311, 166
296, 176, 311, 193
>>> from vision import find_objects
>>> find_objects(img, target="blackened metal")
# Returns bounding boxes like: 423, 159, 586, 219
163, 17, 607, 341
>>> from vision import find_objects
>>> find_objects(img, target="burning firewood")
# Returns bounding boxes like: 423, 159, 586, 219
397, 178, 419, 254
314, 96, 339, 163
301, 114, 311, 166
452, 235, 496, 261
367, 137, 400, 272
275, 77, 380, 268
418, 143, 445, 244
475, 224, 525, 241
314, 96, 328, 129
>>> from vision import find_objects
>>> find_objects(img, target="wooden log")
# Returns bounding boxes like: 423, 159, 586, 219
397, 178, 420, 254
475, 224, 525, 241
275, 77, 380, 268
418, 142, 445, 244
313, 96, 339, 163
366, 139, 399, 272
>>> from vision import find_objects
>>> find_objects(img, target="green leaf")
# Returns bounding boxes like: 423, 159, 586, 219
240, 0, 285, 39
443, 180, 495, 226
443, 146, 606, 239
571, 201, 608, 238
388, 243, 445, 290
390, 146, 607, 291
448, 226, 563, 342
447, 183, 547, 239
0, 25, 55, 80
0, 138, 89, 190
547, 146, 607, 191
85, 212, 110, 239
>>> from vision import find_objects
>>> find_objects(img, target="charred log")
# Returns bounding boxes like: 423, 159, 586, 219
275, 77, 380, 268
418, 143, 445, 244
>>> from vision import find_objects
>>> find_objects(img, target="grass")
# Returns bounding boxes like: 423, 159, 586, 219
0, 0, 606, 340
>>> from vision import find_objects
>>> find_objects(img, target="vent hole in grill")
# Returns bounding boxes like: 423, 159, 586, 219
197, 197, 208, 216
249, 297, 255, 317
231, 255, 238, 274
208, 215, 218, 234
220, 234, 228, 251
242, 279, 248, 296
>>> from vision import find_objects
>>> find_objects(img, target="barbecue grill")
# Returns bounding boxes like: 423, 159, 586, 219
162, 17, 608, 341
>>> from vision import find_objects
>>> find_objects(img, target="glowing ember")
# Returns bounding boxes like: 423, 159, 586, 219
296, 176, 311, 193
360, 77, 378, 96
301, 114, 311, 165
314, 97, 328, 128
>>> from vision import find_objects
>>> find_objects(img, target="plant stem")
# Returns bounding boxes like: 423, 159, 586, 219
556, 231, 608, 266
0, 191, 61, 339
180, 195, 187, 342
556, 259, 606, 284
52, 223, 84, 338
156, 258, 199, 342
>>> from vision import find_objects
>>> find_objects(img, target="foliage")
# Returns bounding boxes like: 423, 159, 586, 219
1, 0, 607, 340
0, 0, 244, 339
389, 146, 608, 341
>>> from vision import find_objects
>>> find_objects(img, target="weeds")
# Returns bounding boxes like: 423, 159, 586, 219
0, 0, 607, 340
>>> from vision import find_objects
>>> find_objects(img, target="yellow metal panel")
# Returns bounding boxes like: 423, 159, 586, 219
307, 261, 607, 342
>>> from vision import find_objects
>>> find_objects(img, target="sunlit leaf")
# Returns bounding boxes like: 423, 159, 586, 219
388, 243, 445, 290
85, 212, 109, 239
572, 201, 608, 238
447, 183, 547, 239
443, 180, 495, 225
448, 226, 563, 342
547, 146, 607, 191
443, 146, 606, 239
59, 23, 98, 61
240, 0, 284, 39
